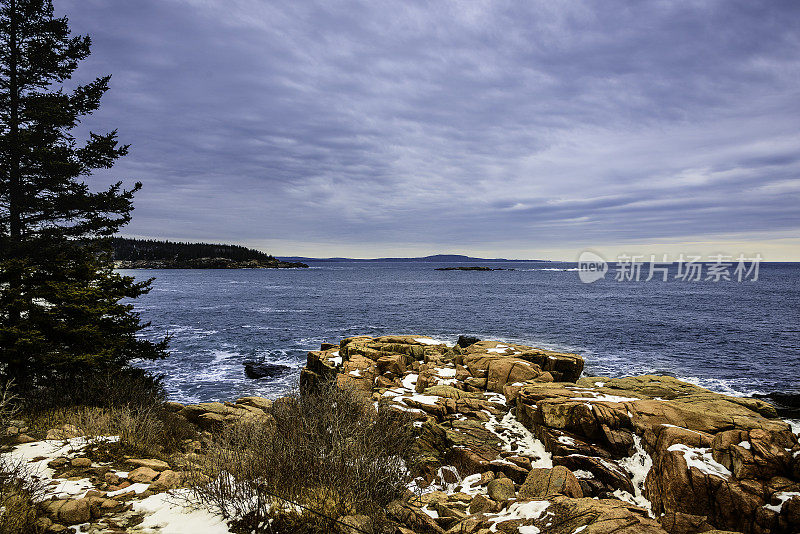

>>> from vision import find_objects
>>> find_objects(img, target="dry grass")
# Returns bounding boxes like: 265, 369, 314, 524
0, 454, 47, 534
26, 404, 196, 460
186, 382, 417, 533
0, 381, 43, 533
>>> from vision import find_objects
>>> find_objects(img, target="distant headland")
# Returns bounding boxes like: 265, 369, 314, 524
111, 237, 308, 269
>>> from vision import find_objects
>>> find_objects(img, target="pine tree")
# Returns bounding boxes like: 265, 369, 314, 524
0, 0, 167, 394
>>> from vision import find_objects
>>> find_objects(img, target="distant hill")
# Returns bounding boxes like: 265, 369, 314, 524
276, 254, 549, 263
111, 238, 307, 269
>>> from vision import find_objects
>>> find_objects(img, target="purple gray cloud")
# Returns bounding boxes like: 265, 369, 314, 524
59, 0, 800, 259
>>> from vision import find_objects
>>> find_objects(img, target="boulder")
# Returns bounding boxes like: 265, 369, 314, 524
456, 335, 480, 348
486, 477, 516, 502
530, 495, 667, 533
128, 466, 159, 483
198, 412, 225, 429
468, 494, 496, 514
519, 466, 583, 499
149, 470, 183, 492
377, 353, 407, 376
243, 361, 289, 379
485, 358, 548, 393
57, 499, 91, 525
387, 499, 445, 534
236, 396, 273, 411
70, 457, 92, 468
13, 433, 37, 444
127, 458, 170, 472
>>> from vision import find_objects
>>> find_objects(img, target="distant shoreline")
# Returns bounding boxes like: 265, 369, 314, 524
277, 254, 552, 263
113, 258, 308, 269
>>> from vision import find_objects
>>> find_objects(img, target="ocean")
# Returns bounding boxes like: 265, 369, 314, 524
122, 261, 800, 404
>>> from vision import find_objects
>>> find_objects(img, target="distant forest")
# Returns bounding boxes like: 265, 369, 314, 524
110, 237, 275, 262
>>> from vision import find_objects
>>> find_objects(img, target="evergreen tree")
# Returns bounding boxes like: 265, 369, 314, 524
0, 0, 166, 393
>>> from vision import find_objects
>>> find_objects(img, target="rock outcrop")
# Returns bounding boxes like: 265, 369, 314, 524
298, 335, 800, 534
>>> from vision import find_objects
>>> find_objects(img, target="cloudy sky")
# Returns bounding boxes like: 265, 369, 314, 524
60, 0, 800, 260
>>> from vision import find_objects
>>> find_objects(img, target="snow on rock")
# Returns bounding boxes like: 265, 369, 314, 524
763, 491, 800, 513
786, 419, 800, 436
667, 444, 732, 479
402, 373, 418, 390
485, 412, 552, 468
436, 367, 456, 378
613, 434, 653, 516
3, 437, 119, 498
107, 483, 151, 496
570, 390, 639, 403
485, 500, 550, 533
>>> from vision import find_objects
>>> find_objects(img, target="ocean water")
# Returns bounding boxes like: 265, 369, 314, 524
122, 262, 800, 403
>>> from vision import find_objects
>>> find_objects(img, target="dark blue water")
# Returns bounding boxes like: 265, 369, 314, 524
123, 262, 800, 403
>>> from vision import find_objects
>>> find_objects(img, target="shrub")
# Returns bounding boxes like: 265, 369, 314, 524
0, 455, 46, 534
187, 382, 416, 533
26, 403, 196, 460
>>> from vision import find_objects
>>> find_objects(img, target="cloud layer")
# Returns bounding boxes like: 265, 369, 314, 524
60, 0, 800, 259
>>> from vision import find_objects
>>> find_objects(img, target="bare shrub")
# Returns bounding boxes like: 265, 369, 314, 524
0, 455, 47, 534
187, 382, 416, 533
0, 380, 19, 429
27, 404, 196, 459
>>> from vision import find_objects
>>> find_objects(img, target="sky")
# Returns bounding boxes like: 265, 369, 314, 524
59, 0, 800, 260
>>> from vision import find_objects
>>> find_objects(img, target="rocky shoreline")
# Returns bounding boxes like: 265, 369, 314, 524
299, 335, 799, 534
113, 257, 308, 269
4, 335, 799, 533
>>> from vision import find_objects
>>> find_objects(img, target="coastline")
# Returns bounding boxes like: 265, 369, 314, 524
5, 335, 799, 533
113, 258, 308, 269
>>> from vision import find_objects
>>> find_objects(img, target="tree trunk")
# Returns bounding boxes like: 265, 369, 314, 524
7, 0, 22, 326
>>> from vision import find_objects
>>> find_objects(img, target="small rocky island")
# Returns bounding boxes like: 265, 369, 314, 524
110, 237, 308, 269
435, 266, 513, 271
4, 336, 798, 533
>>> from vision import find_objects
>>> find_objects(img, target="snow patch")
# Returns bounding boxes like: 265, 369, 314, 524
415, 337, 446, 345
402, 373, 418, 390
485, 412, 552, 468
570, 391, 639, 403
436, 367, 456, 378
615, 434, 653, 516
667, 444, 731, 479
132, 490, 233, 533
485, 500, 549, 533
763, 491, 800, 513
